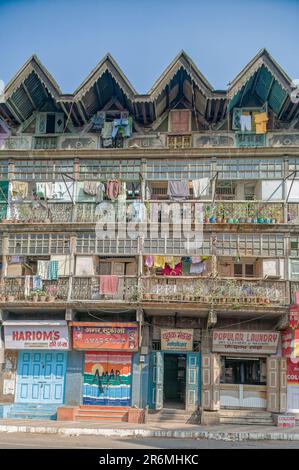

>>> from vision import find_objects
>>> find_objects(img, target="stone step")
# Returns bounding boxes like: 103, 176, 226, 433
220, 417, 273, 425
220, 410, 271, 418
75, 414, 127, 422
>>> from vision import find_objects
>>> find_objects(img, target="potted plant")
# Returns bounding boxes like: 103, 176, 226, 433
31, 291, 39, 302
38, 290, 47, 302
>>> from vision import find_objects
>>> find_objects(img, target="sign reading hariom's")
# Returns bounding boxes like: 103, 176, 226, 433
161, 328, 193, 351
4, 322, 69, 350
212, 330, 280, 354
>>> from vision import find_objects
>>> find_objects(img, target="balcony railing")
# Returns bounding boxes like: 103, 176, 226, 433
0, 277, 69, 301
141, 276, 287, 306
1, 200, 286, 225
71, 276, 138, 302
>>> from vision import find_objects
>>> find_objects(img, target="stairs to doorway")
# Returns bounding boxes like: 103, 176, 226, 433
74, 406, 130, 423
219, 409, 274, 425
146, 408, 200, 425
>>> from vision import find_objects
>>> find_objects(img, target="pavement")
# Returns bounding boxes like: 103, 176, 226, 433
1, 418, 299, 442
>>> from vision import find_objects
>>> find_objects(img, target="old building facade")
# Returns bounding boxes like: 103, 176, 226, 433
0, 49, 298, 424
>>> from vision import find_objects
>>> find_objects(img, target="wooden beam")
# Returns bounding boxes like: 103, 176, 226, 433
95, 81, 103, 109
212, 99, 221, 123
265, 76, 275, 102
5, 100, 23, 123
142, 102, 147, 124
76, 101, 88, 124
22, 83, 37, 110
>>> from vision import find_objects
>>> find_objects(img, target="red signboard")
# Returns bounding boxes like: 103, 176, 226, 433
282, 329, 294, 357
290, 306, 299, 329
71, 322, 138, 352
287, 358, 299, 384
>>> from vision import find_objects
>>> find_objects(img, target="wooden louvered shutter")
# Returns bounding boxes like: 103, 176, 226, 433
169, 110, 191, 133
202, 353, 220, 410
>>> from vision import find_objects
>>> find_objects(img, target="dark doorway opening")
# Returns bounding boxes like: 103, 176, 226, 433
163, 353, 186, 408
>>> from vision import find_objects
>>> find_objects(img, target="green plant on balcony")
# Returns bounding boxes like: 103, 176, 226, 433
128, 284, 143, 302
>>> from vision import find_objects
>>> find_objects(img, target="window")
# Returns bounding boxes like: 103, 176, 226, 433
168, 135, 191, 149
234, 264, 242, 277
169, 110, 191, 133
245, 264, 254, 277
220, 357, 267, 385
290, 260, 299, 281
36, 113, 64, 134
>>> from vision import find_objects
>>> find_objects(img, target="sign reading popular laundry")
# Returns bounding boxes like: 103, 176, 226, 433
212, 330, 280, 354
161, 329, 193, 351
72, 322, 138, 352
4, 325, 69, 350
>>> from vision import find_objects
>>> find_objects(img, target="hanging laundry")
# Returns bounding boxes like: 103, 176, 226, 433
192, 178, 210, 198
32, 275, 43, 291
24, 275, 31, 298
99, 275, 119, 295
52, 182, 74, 201
165, 256, 175, 269
36, 182, 53, 200
153, 256, 165, 268
91, 113, 105, 131
127, 201, 146, 222
191, 256, 201, 264
106, 180, 121, 200
11, 181, 28, 199
47, 260, 59, 280
111, 118, 132, 139
167, 180, 189, 200
182, 256, 192, 275
190, 261, 206, 274
101, 122, 113, 140
96, 182, 106, 203
254, 112, 268, 134
95, 201, 115, 223
162, 264, 173, 276
240, 113, 252, 131
173, 261, 182, 276
10, 255, 21, 264
37, 260, 50, 280
0, 180, 9, 202
145, 256, 154, 268
83, 181, 98, 196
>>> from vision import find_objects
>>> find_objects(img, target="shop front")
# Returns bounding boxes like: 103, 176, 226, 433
205, 329, 285, 411
282, 318, 299, 413
148, 328, 201, 411
71, 322, 139, 407
3, 321, 69, 406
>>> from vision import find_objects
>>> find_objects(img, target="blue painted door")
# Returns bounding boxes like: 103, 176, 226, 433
186, 352, 201, 410
148, 351, 164, 410
16, 351, 67, 404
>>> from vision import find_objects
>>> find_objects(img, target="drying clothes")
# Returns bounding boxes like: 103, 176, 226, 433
32, 275, 43, 291
91, 113, 105, 130
106, 180, 121, 200
153, 256, 165, 268
51, 182, 74, 201
182, 256, 192, 275
254, 112, 268, 134
161, 264, 173, 276
240, 114, 252, 131
99, 275, 119, 295
165, 256, 175, 269
47, 260, 59, 281
95, 201, 115, 223
190, 261, 206, 274
10, 255, 21, 264
150, 203, 159, 222
83, 181, 98, 196
24, 275, 31, 298
11, 181, 28, 199
37, 260, 50, 280
173, 262, 182, 276
145, 185, 151, 200
192, 256, 201, 264
167, 180, 189, 200
36, 182, 53, 200
192, 178, 210, 198
0, 180, 9, 202
127, 201, 146, 223
101, 121, 113, 140
96, 182, 106, 203
145, 256, 154, 268
102, 138, 113, 148
111, 118, 132, 139
127, 182, 140, 198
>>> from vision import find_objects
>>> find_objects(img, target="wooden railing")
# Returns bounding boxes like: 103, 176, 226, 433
71, 275, 138, 302
0, 277, 69, 301
141, 277, 288, 306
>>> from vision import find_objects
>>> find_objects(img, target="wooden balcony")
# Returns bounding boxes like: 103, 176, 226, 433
141, 276, 288, 306
71, 275, 138, 302
0, 277, 69, 302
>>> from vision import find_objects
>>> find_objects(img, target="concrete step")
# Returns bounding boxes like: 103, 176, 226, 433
219, 409, 274, 425
220, 409, 271, 417
220, 418, 274, 425
75, 414, 128, 422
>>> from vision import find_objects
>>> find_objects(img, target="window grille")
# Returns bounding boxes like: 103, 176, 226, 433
217, 158, 283, 179
13, 159, 74, 181
8, 233, 70, 255
168, 135, 192, 149
0, 160, 9, 180
146, 159, 211, 180
79, 159, 141, 181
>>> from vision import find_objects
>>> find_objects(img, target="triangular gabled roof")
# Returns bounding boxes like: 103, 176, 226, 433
3, 54, 61, 100
148, 50, 215, 100
73, 53, 137, 101
228, 48, 292, 99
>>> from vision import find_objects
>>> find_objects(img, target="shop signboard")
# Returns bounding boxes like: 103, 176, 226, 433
71, 322, 138, 352
161, 329, 193, 351
282, 329, 299, 358
287, 358, 299, 384
212, 330, 280, 354
4, 322, 69, 350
